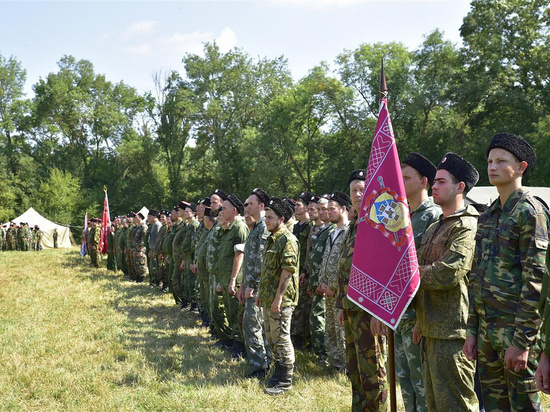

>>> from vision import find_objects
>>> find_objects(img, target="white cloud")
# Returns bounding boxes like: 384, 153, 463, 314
122, 20, 158, 39
157, 27, 237, 56
126, 43, 152, 57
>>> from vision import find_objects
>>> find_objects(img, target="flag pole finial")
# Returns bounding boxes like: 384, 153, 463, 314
380, 59, 387, 96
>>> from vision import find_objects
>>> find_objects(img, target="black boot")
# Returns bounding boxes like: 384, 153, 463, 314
264, 364, 293, 395
266, 362, 282, 388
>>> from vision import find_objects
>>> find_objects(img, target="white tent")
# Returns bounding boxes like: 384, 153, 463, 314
10, 207, 72, 248
466, 186, 550, 207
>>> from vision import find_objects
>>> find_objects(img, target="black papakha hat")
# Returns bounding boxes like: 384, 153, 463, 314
172, 205, 180, 212
309, 195, 320, 204
437, 152, 479, 193
267, 197, 294, 223
161, 209, 171, 216
402, 152, 437, 184
283, 197, 296, 212
251, 188, 270, 206
213, 189, 229, 201
297, 191, 313, 205
329, 191, 352, 209
227, 194, 245, 215
148, 209, 160, 218
348, 169, 366, 185
487, 133, 537, 173
198, 197, 211, 207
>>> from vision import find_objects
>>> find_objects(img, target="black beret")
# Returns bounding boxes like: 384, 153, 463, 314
438, 152, 479, 192
320, 193, 331, 201
213, 189, 229, 201
198, 197, 212, 207
172, 205, 180, 212
309, 195, 320, 204
348, 169, 366, 185
298, 191, 313, 205
283, 197, 296, 212
402, 152, 437, 184
329, 191, 352, 209
487, 133, 536, 173
148, 209, 160, 218
227, 194, 245, 215
251, 187, 270, 205
267, 197, 294, 223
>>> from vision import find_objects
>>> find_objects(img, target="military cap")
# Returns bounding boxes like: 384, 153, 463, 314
179, 201, 190, 210
251, 187, 270, 205
200, 197, 212, 207
438, 152, 479, 193
329, 191, 352, 209
487, 133, 537, 173
348, 169, 366, 185
148, 209, 159, 217
227, 194, 245, 215
402, 152, 437, 184
213, 189, 229, 201
309, 195, 320, 204
297, 191, 313, 205
137, 212, 145, 220
162, 209, 171, 216
283, 197, 296, 212
172, 205, 180, 212
320, 193, 331, 201
128, 211, 136, 218
267, 197, 294, 223
188, 203, 197, 213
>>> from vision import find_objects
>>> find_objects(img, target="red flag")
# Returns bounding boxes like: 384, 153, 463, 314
347, 93, 419, 330
99, 187, 111, 255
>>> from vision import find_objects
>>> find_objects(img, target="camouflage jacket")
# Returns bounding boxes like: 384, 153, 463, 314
148, 220, 162, 251
336, 215, 360, 311
243, 217, 270, 291
258, 226, 300, 309
181, 218, 199, 259
172, 220, 187, 262
195, 223, 212, 277
416, 205, 479, 340
308, 223, 335, 292
162, 226, 175, 256
216, 218, 249, 285
206, 223, 222, 276
154, 223, 168, 255
304, 223, 325, 274
468, 189, 549, 351
125, 224, 135, 252
131, 223, 147, 252
293, 219, 313, 275
319, 223, 350, 293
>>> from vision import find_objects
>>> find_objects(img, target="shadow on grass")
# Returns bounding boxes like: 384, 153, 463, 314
65, 251, 249, 387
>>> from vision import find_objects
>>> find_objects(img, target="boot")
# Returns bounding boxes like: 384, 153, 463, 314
266, 362, 282, 388
264, 364, 293, 396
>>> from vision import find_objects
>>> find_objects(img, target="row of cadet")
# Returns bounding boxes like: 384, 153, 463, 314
0, 223, 59, 251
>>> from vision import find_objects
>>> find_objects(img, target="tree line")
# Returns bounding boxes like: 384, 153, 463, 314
1, 0, 549, 233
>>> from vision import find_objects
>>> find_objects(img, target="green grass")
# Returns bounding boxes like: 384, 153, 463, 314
0, 249, 354, 411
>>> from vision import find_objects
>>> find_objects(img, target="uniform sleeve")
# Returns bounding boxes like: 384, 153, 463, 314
512, 211, 548, 350
281, 237, 299, 274
420, 225, 476, 291
466, 233, 482, 338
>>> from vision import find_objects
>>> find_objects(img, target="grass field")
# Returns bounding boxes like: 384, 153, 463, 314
0, 248, 357, 411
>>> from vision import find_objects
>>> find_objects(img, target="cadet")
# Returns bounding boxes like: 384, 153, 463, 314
465, 133, 547, 411
171, 204, 187, 305
192, 200, 214, 326
131, 212, 149, 282
239, 188, 271, 378
107, 223, 117, 271
116, 217, 128, 276
162, 209, 178, 295
125, 212, 136, 280
0, 224, 5, 251
337, 169, 388, 412
53, 228, 58, 249
181, 203, 200, 312
416, 153, 479, 411
319, 191, 351, 372
89, 219, 101, 267
291, 191, 314, 349
154, 210, 170, 291
396, 152, 440, 412
147, 210, 162, 286
217, 194, 249, 358
258, 197, 299, 395
307, 195, 334, 363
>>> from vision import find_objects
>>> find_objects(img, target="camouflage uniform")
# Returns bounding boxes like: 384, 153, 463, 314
319, 223, 350, 370
34, 230, 43, 251
154, 222, 168, 288
308, 223, 335, 359
336, 215, 388, 412
52, 228, 58, 248
125, 224, 136, 280
216, 218, 249, 344
242, 217, 271, 373
171, 220, 186, 304
396, 198, 440, 412
0, 226, 4, 251
6, 228, 17, 250
90, 226, 101, 268
116, 225, 127, 275
182, 218, 200, 305
162, 224, 176, 295
107, 229, 117, 271
131, 222, 148, 281
258, 225, 299, 368
148, 220, 162, 285
207, 223, 232, 342
194, 222, 211, 320
291, 219, 314, 346
468, 189, 548, 411
417, 205, 479, 412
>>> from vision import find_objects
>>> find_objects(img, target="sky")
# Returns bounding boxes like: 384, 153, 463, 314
0, 0, 472, 98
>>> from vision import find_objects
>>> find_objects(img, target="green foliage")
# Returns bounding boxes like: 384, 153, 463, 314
36, 168, 81, 225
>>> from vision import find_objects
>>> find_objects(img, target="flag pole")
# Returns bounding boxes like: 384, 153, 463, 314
380, 59, 397, 412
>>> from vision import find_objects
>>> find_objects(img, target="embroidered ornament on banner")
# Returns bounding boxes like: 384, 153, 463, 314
347, 97, 420, 330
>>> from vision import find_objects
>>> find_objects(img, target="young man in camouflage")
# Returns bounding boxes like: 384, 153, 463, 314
238, 188, 271, 378
172, 202, 189, 307
131, 212, 149, 282
308, 195, 334, 364
337, 169, 388, 412
465, 133, 548, 411
258, 197, 299, 396
396, 153, 441, 412
415, 152, 479, 411
147, 210, 162, 286
180, 202, 200, 311
319, 191, 351, 372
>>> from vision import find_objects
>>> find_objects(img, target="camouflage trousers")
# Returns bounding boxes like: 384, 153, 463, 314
183, 256, 197, 304
132, 248, 148, 280
221, 283, 242, 343
421, 337, 478, 412
156, 255, 168, 288
172, 260, 184, 304
309, 294, 326, 358
395, 319, 426, 412
126, 250, 135, 280
209, 274, 231, 342
291, 280, 312, 347
343, 308, 388, 412
325, 296, 345, 369
117, 249, 126, 275
243, 296, 271, 372
477, 319, 541, 411
197, 273, 209, 317
90, 245, 100, 268
264, 305, 295, 368
147, 251, 157, 285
